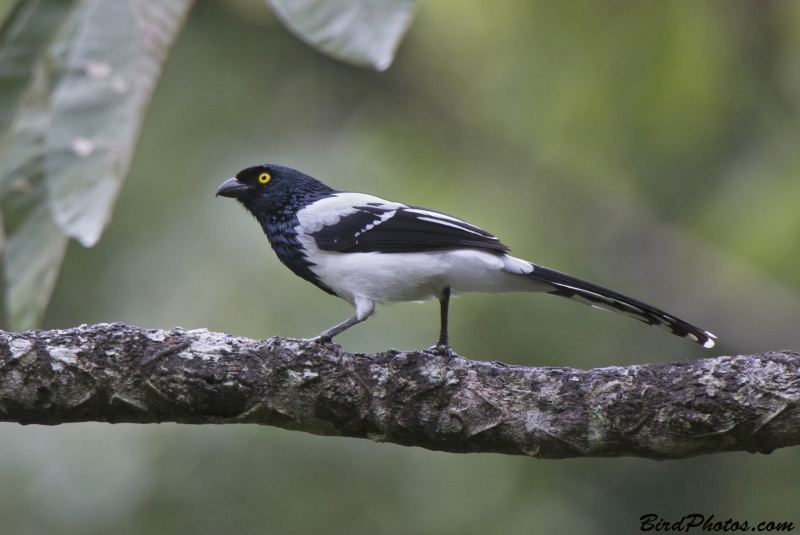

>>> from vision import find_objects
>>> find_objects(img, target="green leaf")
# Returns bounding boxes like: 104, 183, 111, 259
267, 0, 416, 71
0, 62, 67, 331
0, 0, 193, 329
45, 0, 194, 247
0, 0, 75, 139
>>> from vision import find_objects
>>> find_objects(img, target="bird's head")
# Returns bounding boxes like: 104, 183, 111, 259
216, 164, 334, 217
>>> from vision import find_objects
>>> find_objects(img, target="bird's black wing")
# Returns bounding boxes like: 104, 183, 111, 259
311, 203, 511, 254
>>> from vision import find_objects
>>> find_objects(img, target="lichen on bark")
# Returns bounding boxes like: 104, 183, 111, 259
1, 323, 798, 459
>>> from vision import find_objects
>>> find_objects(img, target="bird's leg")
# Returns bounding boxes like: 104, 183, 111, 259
314, 315, 364, 343
437, 287, 451, 348
431, 287, 454, 357
313, 298, 375, 344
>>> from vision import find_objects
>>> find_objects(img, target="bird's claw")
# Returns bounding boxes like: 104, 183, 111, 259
429, 343, 456, 359
310, 335, 334, 346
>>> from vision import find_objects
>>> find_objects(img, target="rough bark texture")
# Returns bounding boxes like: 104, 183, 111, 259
0, 323, 798, 460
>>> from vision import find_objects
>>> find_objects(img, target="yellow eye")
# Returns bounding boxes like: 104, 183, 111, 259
258, 172, 271, 184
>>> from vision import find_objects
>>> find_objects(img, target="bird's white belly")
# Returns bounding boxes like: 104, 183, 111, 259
301, 243, 545, 306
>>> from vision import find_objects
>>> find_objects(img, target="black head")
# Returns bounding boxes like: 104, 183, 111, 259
216, 164, 334, 218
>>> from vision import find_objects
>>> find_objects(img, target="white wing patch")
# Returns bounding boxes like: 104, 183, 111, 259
296, 193, 405, 234
354, 210, 397, 236
405, 208, 498, 239
415, 216, 486, 236
405, 208, 472, 225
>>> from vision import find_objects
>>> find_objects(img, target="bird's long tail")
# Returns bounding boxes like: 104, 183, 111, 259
524, 264, 716, 348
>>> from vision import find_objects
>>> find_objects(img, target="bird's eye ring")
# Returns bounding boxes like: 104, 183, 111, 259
258, 172, 271, 184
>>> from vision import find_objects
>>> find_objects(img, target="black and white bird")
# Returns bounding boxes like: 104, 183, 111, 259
216, 164, 716, 351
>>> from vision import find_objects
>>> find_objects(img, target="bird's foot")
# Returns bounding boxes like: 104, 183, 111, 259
309, 335, 335, 346
428, 342, 456, 360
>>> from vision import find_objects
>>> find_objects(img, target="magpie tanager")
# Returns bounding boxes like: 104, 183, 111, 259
216, 164, 716, 351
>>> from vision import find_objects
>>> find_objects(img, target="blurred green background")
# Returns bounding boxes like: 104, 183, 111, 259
2, 0, 800, 532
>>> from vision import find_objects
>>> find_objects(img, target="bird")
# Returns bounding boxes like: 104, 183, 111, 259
216, 164, 716, 352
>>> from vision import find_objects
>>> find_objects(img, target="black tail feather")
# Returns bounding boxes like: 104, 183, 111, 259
527, 264, 716, 348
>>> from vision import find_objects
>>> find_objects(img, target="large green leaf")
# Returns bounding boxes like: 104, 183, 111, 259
268, 0, 416, 71
0, 0, 75, 259
0, 0, 193, 330
0, 0, 74, 138
46, 0, 194, 247
0, 62, 67, 331
0, 0, 416, 330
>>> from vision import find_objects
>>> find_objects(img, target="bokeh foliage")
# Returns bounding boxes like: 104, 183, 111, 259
1, 0, 800, 533
0, 0, 415, 331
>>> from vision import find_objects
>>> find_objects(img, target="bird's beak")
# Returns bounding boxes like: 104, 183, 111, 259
216, 177, 250, 198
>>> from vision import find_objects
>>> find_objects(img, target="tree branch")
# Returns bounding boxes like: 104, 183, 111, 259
1, 323, 798, 459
